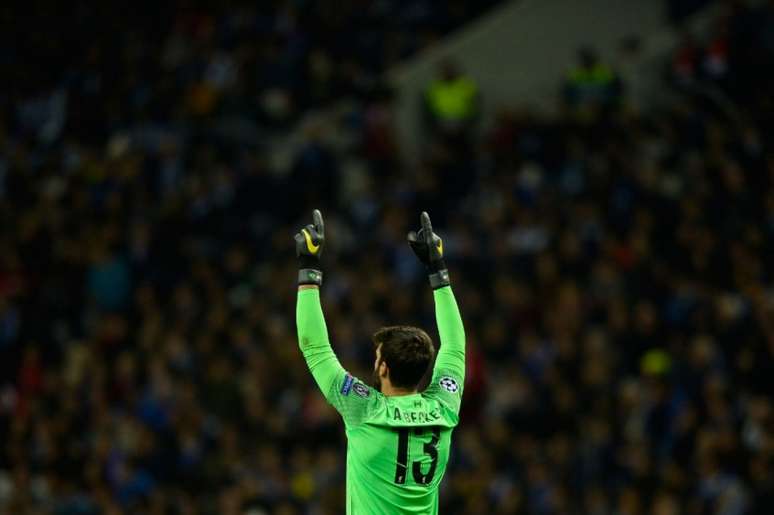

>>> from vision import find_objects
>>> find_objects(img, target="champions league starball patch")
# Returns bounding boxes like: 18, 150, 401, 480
439, 376, 459, 393
352, 382, 370, 397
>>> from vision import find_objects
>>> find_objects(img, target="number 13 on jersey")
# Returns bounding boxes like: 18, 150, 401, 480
394, 427, 441, 485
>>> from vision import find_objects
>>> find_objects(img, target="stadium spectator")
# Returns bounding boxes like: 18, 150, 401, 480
423, 59, 480, 141
563, 47, 622, 113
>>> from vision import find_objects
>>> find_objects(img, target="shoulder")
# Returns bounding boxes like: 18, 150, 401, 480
423, 372, 463, 415
338, 373, 386, 413
426, 373, 463, 396
335, 374, 386, 428
339, 373, 379, 399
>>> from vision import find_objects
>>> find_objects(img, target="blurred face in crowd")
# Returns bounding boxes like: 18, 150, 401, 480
440, 60, 460, 81
579, 48, 598, 68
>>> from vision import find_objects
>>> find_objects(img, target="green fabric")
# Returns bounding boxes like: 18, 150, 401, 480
425, 77, 478, 121
296, 286, 465, 514
568, 63, 615, 85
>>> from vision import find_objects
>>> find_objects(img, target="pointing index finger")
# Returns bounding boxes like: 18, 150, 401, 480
420, 211, 432, 238
313, 209, 324, 236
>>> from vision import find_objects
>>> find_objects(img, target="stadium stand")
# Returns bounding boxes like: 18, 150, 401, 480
0, 1, 773, 514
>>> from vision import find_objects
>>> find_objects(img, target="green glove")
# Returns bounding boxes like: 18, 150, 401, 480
407, 211, 450, 289
294, 209, 325, 286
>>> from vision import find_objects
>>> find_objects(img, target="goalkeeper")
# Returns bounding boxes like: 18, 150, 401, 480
295, 210, 465, 515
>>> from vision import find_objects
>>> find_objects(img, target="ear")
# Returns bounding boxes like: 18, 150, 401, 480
379, 361, 389, 379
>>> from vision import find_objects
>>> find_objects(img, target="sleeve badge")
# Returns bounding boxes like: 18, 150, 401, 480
439, 376, 459, 393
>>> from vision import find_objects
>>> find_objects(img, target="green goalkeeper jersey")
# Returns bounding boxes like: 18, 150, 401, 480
296, 286, 465, 515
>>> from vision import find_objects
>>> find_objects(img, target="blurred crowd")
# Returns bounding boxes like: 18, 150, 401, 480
6, 0, 498, 139
2, 0, 774, 514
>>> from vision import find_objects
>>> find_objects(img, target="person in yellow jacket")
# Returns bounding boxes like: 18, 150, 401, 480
563, 47, 621, 109
423, 60, 480, 136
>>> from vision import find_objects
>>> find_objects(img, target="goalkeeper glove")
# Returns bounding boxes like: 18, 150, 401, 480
407, 212, 450, 289
294, 209, 325, 286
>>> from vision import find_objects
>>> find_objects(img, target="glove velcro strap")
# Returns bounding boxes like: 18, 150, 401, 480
429, 269, 450, 289
298, 269, 323, 286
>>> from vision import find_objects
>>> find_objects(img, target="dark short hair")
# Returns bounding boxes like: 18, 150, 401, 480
373, 326, 435, 389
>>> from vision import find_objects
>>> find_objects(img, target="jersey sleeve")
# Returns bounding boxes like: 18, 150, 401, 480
296, 288, 378, 427
424, 285, 466, 412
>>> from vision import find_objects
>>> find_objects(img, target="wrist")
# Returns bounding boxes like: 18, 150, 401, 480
427, 258, 449, 289
428, 268, 450, 289
298, 268, 323, 286
427, 257, 447, 274
298, 254, 320, 269
297, 255, 322, 286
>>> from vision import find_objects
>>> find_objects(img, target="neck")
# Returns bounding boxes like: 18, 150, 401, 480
381, 384, 417, 397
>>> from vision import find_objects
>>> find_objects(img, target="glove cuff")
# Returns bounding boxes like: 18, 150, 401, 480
428, 257, 447, 273
298, 268, 323, 286
429, 269, 450, 289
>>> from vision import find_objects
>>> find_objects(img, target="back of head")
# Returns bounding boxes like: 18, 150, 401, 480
373, 326, 435, 390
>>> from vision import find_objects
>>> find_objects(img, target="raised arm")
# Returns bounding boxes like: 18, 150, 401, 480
408, 213, 466, 400
432, 285, 465, 382
294, 210, 376, 425
296, 285, 345, 397
294, 210, 343, 398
